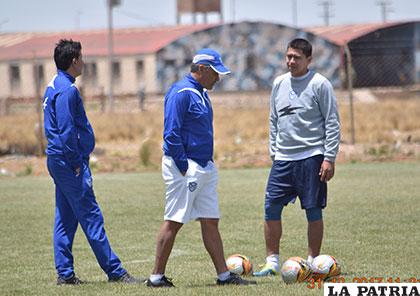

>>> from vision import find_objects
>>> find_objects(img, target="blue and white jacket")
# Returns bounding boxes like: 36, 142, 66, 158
163, 74, 214, 173
43, 70, 95, 170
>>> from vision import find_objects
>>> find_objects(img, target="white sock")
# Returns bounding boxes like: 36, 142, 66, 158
149, 274, 164, 283
266, 254, 280, 271
218, 271, 231, 281
307, 256, 314, 264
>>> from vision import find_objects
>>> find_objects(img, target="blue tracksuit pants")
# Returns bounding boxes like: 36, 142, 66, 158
47, 156, 126, 280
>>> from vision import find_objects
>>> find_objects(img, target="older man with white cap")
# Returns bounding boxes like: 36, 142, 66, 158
146, 48, 256, 287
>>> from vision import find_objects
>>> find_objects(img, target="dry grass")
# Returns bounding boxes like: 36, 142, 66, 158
340, 99, 420, 144
1, 92, 419, 176
0, 115, 44, 156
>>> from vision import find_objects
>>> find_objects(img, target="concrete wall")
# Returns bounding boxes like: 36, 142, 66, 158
144, 54, 158, 93
0, 63, 10, 98
0, 52, 158, 100
79, 53, 158, 97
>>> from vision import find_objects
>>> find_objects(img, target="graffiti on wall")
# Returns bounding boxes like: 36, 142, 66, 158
156, 21, 342, 92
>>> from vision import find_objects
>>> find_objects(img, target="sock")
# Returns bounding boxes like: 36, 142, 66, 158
266, 254, 280, 271
307, 255, 314, 264
218, 271, 231, 281
149, 274, 164, 283
307, 256, 314, 269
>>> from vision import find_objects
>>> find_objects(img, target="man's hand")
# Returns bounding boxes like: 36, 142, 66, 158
319, 160, 335, 182
75, 167, 81, 177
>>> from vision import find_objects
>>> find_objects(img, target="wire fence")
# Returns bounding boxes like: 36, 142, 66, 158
349, 50, 415, 87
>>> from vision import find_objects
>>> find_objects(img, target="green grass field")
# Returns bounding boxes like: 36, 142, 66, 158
1, 162, 419, 295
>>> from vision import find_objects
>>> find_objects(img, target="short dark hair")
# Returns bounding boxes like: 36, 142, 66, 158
190, 63, 200, 73
287, 38, 312, 57
54, 39, 82, 71
190, 63, 211, 73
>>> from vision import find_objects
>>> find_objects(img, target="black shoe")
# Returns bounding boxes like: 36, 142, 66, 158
109, 272, 144, 284
216, 273, 257, 286
146, 276, 175, 288
57, 274, 84, 285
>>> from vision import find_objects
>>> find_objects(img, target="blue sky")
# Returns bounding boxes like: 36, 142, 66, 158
1, 0, 419, 32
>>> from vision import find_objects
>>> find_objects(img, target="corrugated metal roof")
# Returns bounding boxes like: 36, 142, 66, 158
306, 21, 404, 46
0, 23, 217, 61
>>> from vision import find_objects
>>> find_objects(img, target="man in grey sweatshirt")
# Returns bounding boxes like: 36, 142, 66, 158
254, 38, 340, 277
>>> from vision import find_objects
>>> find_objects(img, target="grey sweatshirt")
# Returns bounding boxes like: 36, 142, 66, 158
269, 70, 340, 162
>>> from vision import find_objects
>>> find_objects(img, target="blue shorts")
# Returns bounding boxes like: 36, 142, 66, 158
265, 154, 327, 220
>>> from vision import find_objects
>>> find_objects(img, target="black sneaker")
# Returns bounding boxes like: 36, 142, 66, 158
109, 272, 144, 284
57, 274, 84, 285
146, 276, 175, 288
216, 273, 257, 286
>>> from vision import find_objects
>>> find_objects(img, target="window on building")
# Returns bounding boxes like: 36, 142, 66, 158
112, 61, 121, 82
165, 60, 175, 67
83, 62, 98, 85
246, 53, 256, 69
9, 64, 21, 90
33, 64, 45, 89
136, 60, 144, 81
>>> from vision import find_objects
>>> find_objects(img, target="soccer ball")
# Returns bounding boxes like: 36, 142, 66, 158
281, 257, 312, 284
226, 254, 253, 275
311, 255, 341, 280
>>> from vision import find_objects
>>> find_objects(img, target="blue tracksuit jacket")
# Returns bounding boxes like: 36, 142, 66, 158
163, 74, 214, 173
43, 70, 94, 170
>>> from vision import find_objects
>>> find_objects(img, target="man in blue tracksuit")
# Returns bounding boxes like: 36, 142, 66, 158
43, 39, 138, 285
146, 48, 256, 287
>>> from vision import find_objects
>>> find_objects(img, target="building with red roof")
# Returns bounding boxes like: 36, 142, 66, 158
307, 21, 420, 87
1, 21, 340, 101
0, 20, 419, 103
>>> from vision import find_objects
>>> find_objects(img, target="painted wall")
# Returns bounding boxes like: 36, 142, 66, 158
0, 63, 10, 98
156, 21, 342, 92
81, 53, 156, 97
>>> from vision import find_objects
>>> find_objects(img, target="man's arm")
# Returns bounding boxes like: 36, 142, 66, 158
269, 78, 282, 160
55, 86, 83, 173
318, 79, 340, 181
163, 91, 189, 175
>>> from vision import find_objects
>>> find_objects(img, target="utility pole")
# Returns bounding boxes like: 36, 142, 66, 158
292, 0, 297, 27
344, 45, 356, 145
32, 52, 46, 156
231, 0, 236, 22
319, 0, 333, 26
377, 0, 393, 23
75, 9, 82, 30
106, 0, 121, 113
0, 18, 9, 30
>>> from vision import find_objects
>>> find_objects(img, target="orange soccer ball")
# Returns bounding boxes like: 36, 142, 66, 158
281, 256, 313, 284
311, 255, 342, 281
226, 254, 253, 275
